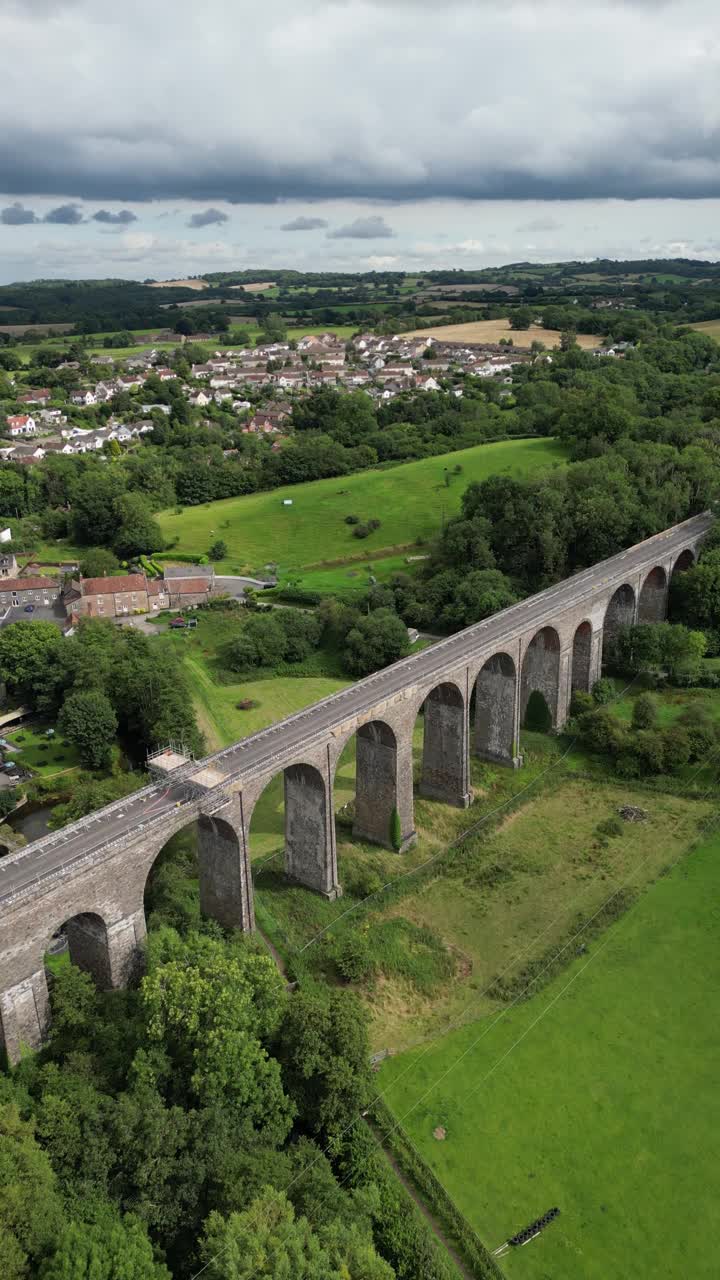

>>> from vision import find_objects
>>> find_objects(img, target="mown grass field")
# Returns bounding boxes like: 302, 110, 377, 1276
378, 826, 720, 1280
158, 438, 566, 574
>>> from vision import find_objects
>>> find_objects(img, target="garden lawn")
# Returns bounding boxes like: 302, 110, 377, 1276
5, 723, 83, 777
158, 438, 566, 574
379, 827, 720, 1280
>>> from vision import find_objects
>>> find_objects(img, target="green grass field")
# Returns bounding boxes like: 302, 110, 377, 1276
276, 553, 427, 600
159, 438, 566, 573
165, 609, 350, 751
378, 827, 720, 1279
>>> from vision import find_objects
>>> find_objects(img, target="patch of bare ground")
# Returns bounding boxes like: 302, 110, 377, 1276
229, 281, 276, 293
149, 278, 208, 290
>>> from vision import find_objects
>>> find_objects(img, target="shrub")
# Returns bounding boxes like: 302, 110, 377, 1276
367, 518, 381, 531
390, 807, 402, 851
592, 677, 615, 704
208, 539, 228, 561
334, 933, 375, 983
596, 816, 624, 839
632, 692, 657, 730
236, 698, 259, 710
570, 689, 594, 717
345, 514, 360, 525
353, 524, 371, 539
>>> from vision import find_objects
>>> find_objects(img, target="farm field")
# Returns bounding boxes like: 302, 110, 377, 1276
689, 318, 720, 341
148, 278, 209, 290
401, 318, 601, 349
378, 826, 720, 1280
158, 437, 566, 573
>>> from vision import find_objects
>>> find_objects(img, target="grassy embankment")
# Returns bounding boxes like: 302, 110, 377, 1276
378, 825, 720, 1280
158, 438, 566, 577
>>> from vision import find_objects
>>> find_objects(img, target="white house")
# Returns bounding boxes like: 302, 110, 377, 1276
6, 414, 37, 437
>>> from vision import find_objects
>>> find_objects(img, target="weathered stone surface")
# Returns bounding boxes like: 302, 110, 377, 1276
420, 681, 471, 807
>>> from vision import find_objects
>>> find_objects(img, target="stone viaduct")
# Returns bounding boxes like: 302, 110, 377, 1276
0, 513, 710, 1062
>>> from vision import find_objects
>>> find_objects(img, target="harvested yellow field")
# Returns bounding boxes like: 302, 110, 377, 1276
149, 278, 208, 290
401, 317, 601, 349
229, 281, 277, 293
689, 319, 720, 341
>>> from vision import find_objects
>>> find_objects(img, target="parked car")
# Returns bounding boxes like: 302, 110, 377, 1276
23, 604, 34, 613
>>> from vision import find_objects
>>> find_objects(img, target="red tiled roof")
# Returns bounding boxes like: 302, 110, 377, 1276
81, 574, 147, 595
0, 577, 57, 591
169, 578, 210, 593
147, 579, 169, 596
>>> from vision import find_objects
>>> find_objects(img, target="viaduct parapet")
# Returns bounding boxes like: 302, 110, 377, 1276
0, 513, 710, 1062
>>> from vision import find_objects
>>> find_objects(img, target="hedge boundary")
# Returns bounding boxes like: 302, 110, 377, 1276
370, 1100, 503, 1279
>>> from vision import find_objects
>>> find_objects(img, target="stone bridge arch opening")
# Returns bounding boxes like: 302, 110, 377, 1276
417, 681, 471, 808
44, 911, 113, 990
638, 567, 668, 624
672, 548, 695, 580
249, 762, 340, 900
571, 621, 593, 693
602, 584, 636, 664
473, 653, 519, 765
144, 811, 254, 936
521, 627, 561, 730
334, 718, 415, 854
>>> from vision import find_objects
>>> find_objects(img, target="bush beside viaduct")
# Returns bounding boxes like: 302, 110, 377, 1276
0, 512, 711, 1063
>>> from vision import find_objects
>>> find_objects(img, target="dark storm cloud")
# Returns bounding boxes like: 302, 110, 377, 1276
281, 215, 329, 231
327, 215, 395, 239
92, 208, 137, 224
44, 202, 83, 224
1, 202, 38, 225
2, 1, 720, 205
187, 207, 229, 227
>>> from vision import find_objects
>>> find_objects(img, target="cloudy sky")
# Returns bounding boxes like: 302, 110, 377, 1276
2, 0, 720, 283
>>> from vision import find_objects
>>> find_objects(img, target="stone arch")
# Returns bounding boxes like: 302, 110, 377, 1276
247, 762, 339, 900
45, 910, 113, 989
418, 680, 471, 807
638, 566, 668, 624
338, 718, 415, 852
474, 652, 519, 764
144, 809, 255, 933
602, 583, 636, 663
672, 547, 695, 579
521, 627, 561, 729
571, 620, 593, 692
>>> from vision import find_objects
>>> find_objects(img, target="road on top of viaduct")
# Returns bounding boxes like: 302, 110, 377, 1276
0, 511, 711, 906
